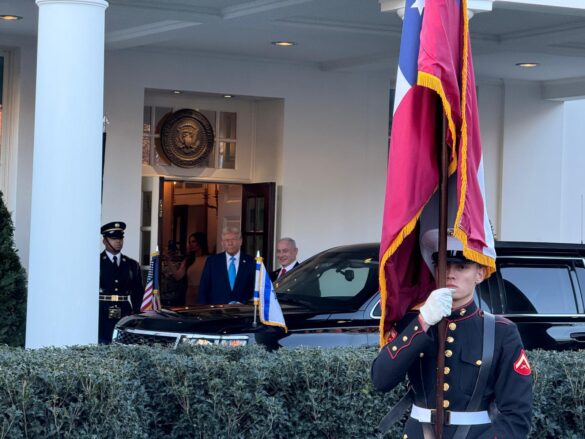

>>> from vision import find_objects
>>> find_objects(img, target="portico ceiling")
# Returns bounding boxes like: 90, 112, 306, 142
2, 0, 585, 84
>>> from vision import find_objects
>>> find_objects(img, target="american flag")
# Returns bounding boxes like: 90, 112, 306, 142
140, 251, 161, 312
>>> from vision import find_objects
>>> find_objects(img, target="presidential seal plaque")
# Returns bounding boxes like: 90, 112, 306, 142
160, 109, 215, 168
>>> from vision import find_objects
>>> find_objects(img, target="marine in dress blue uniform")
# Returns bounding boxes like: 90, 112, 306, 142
99, 222, 143, 344
371, 231, 533, 438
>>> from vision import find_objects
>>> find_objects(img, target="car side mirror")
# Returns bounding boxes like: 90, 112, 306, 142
344, 269, 355, 281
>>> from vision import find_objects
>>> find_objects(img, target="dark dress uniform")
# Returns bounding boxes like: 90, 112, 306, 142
99, 251, 143, 344
371, 301, 533, 438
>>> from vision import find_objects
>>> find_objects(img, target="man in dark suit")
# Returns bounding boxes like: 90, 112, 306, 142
99, 221, 143, 344
198, 227, 255, 305
270, 237, 300, 282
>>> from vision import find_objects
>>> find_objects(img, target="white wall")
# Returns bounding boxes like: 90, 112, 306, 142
477, 81, 504, 239
279, 73, 389, 259
499, 81, 565, 241
561, 99, 585, 243
8, 44, 36, 271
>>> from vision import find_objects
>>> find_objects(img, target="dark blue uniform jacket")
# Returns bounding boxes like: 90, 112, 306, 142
371, 301, 532, 438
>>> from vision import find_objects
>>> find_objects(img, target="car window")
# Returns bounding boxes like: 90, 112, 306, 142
319, 266, 370, 297
275, 246, 379, 311
371, 301, 381, 318
500, 263, 578, 314
575, 265, 585, 310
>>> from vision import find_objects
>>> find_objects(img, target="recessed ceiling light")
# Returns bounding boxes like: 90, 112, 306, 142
272, 41, 296, 47
0, 15, 23, 21
515, 62, 539, 68
223, 94, 233, 98
172, 90, 182, 94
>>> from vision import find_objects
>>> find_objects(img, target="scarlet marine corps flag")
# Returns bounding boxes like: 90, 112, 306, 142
379, 0, 496, 345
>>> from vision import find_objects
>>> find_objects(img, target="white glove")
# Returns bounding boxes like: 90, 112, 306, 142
419, 288, 454, 326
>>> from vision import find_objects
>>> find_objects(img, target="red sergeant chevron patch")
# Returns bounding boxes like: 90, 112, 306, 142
513, 349, 532, 376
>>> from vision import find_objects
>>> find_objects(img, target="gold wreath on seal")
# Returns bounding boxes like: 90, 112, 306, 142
160, 109, 215, 168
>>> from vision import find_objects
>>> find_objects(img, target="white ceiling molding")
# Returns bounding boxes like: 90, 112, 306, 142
274, 17, 401, 36
501, 21, 585, 45
106, 20, 201, 50
491, 22, 585, 57
542, 77, 585, 100
379, 0, 494, 14
109, 0, 219, 18
496, 0, 585, 11
319, 51, 397, 72
222, 0, 315, 20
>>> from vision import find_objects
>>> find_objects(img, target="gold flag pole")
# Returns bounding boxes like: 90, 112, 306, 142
253, 251, 262, 327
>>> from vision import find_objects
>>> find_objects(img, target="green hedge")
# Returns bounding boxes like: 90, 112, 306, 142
0, 190, 27, 347
0, 346, 583, 438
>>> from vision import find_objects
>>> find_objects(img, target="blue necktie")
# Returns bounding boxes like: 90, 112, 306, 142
228, 256, 236, 290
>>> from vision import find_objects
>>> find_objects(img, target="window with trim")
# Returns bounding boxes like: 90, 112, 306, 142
142, 106, 237, 169
499, 262, 582, 314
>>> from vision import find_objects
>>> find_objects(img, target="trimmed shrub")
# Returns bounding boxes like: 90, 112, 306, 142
0, 191, 27, 346
0, 345, 583, 438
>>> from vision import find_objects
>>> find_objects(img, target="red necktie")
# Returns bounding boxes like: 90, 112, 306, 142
279, 267, 287, 279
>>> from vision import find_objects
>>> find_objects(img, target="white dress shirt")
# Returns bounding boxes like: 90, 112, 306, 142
105, 250, 122, 265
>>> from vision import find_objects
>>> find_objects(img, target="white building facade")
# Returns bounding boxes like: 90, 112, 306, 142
1, 0, 585, 347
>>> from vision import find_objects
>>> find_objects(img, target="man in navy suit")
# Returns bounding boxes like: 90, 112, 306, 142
198, 227, 255, 305
270, 237, 300, 282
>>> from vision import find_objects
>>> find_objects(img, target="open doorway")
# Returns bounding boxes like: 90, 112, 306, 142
141, 178, 275, 307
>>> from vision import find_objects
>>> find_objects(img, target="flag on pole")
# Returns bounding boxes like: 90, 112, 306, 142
254, 255, 287, 332
379, 0, 496, 346
141, 251, 161, 312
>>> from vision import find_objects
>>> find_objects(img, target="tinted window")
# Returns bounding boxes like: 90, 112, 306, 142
500, 264, 578, 314
371, 300, 381, 318
275, 246, 379, 311
319, 266, 371, 298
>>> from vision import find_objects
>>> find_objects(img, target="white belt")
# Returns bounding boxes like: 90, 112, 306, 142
410, 404, 491, 426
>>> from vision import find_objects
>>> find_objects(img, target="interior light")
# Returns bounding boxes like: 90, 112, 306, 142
223, 94, 233, 98
172, 90, 182, 94
515, 63, 539, 68
272, 41, 296, 47
0, 15, 23, 21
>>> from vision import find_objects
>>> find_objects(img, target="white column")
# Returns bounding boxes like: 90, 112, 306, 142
26, 0, 108, 348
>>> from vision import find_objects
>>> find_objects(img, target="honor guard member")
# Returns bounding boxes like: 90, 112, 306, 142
99, 222, 144, 343
371, 230, 533, 438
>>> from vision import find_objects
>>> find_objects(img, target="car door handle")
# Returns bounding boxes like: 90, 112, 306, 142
569, 332, 585, 342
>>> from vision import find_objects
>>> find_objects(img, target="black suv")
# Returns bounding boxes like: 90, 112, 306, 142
113, 241, 585, 350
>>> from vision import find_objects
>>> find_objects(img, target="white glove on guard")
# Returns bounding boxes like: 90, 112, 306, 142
419, 288, 454, 326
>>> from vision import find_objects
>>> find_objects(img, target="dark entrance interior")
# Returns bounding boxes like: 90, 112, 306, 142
157, 179, 275, 306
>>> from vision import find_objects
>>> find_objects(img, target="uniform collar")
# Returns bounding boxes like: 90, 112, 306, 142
105, 250, 122, 263
448, 299, 478, 321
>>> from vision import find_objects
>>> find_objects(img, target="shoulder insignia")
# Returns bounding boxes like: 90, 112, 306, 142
513, 349, 532, 376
